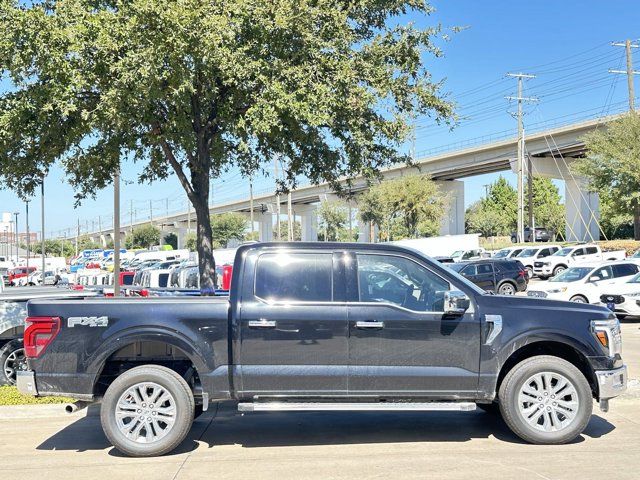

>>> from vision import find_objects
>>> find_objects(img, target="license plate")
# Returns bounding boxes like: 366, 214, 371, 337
606, 302, 615, 311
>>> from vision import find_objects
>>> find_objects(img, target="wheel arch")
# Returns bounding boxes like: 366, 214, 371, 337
495, 340, 597, 398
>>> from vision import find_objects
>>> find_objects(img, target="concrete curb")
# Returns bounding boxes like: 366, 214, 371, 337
0, 403, 100, 419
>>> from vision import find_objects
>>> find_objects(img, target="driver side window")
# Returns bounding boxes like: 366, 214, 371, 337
356, 254, 450, 312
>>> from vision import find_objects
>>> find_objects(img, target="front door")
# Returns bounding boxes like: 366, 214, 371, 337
239, 251, 348, 396
347, 252, 480, 398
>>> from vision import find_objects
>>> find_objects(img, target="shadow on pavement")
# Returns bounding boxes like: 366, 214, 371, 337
35, 402, 616, 454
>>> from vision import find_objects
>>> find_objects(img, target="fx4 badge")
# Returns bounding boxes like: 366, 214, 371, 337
67, 316, 109, 328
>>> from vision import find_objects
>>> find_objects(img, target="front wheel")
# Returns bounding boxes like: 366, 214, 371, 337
570, 295, 588, 304
100, 365, 195, 457
553, 266, 566, 277
498, 355, 592, 444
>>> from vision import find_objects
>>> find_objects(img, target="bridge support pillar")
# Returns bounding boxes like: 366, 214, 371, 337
565, 177, 600, 242
256, 212, 274, 242
436, 180, 465, 235
295, 205, 318, 242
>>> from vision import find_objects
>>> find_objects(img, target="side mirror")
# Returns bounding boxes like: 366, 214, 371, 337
589, 276, 600, 283
444, 290, 471, 316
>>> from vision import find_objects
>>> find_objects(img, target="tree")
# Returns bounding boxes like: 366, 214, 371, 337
29, 239, 75, 258
485, 176, 517, 235
465, 201, 505, 237
211, 213, 247, 248
318, 201, 349, 242
574, 113, 640, 240
599, 191, 634, 239
273, 220, 302, 241
358, 175, 445, 241
125, 225, 160, 249
525, 177, 565, 240
163, 233, 178, 250
184, 233, 197, 252
0, 1, 453, 292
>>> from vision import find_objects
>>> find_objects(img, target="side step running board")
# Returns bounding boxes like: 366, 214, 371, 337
238, 402, 476, 412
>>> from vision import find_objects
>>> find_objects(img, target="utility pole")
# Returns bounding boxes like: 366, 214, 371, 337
25, 202, 30, 268
130, 200, 134, 234
113, 168, 121, 297
610, 40, 639, 111
165, 197, 169, 231
287, 191, 293, 241
13, 212, 19, 264
149, 200, 153, 224
76, 219, 79, 257
506, 73, 537, 243
274, 158, 281, 240
41, 181, 45, 273
249, 177, 255, 237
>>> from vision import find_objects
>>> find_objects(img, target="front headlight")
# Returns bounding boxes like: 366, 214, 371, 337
591, 319, 622, 356
547, 287, 567, 294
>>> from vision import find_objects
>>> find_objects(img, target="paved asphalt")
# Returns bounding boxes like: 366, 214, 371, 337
1, 283, 640, 479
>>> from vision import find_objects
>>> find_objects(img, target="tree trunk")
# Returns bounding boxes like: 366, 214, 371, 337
190, 166, 216, 294
634, 198, 640, 241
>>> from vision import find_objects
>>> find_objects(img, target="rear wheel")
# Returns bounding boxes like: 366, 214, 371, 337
498, 355, 592, 444
0, 339, 26, 386
100, 365, 195, 457
498, 282, 516, 295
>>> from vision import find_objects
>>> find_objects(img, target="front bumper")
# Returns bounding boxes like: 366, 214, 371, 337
596, 365, 627, 400
16, 370, 38, 396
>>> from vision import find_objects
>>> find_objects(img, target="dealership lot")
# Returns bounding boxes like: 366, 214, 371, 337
1, 319, 639, 480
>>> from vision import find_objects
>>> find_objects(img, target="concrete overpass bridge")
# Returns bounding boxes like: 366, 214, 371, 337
79, 114, 619, 248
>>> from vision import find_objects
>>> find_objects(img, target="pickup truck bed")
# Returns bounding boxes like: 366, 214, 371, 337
18, 242, 628, 457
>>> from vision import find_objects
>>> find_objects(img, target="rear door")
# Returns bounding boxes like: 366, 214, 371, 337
347, 252, 480, 397
238, 250, 348, 396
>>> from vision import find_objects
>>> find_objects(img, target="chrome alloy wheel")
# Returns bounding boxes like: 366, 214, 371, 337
115, 382, 177, 444
517, 372, 579, 433
3, 348, 25, 385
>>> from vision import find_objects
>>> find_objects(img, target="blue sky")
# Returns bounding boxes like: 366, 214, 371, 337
1, 0, 639, 237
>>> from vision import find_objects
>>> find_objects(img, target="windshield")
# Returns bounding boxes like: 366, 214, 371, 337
552, 247, 573, 257
628, 273, 640, 284
518, 248, 538, 258
633, 250, 640, 258
451, 250, 463, 258
550, 267, 592, 283
493, 249, 510, 258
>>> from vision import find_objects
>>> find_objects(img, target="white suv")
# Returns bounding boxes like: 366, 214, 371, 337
515, 245, 560, 278
528, 261, 640, 303
599, 272, 640, 318
533, 245, 626, 279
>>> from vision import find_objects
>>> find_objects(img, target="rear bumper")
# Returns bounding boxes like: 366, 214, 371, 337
16, 370, 95, 401
596, 365, 627, 400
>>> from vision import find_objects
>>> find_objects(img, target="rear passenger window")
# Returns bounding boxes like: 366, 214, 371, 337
538, 248, 550, 257
255, 253, 333, 302
612, 264, 639, 278
477, 264, 493, 275
585, 247, 598, 255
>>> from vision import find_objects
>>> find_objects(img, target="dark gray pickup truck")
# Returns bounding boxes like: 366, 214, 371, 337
18, 243, 627, 456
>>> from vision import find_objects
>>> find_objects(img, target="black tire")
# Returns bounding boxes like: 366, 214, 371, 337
552, 265, 566, 277
569, 295, 588, 304
100, 365, 195, 457
498, 355, 592, 445
0, 339, 26, 386
498, 282, 517, 295
538, 276, 549, 281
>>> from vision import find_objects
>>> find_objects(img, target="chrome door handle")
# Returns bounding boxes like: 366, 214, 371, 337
248, 319, 277, 329
355, 320, 385, 329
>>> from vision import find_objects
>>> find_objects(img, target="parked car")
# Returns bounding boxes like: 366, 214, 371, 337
599, 272, 640, 319
450, 248, 486, 262
492, 246, 525, 259
533, 244, 627, 279
8, 266, 37, 286
18, 242, 628, 456
511, 227, 551, 243
515, 245, 561, 278
26, 270, 59, 286
448, 259, 528, 295
527, 261, 640, 303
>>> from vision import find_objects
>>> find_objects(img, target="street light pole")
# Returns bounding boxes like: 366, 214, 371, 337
25, 202, 30, 268
113, 167, 121, 297
13, 212, 19, 264
41, 181, 46, 274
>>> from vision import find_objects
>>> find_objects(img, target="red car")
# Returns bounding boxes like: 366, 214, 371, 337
8, 266, 37, 286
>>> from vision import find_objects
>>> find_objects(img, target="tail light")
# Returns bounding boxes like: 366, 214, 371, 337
221, 265, 233, 291
24, 316, 61, 358
518, 269, 527, 278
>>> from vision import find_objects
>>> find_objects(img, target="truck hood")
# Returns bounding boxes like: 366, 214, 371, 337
477, 292, 611, 318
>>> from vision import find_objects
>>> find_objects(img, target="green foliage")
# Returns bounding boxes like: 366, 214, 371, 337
28, 239, 75, 257
77, 236, 101, 251
125, 225, 161, 249
211, 213, 248, 248
485, 176, 517, 234
163, 232, 178, 250
599, 191, 634, 239
465, 201, 505, 237
184, 233, 197, 252
525, 177, 565, 240
274, 220, 302, 241
0, 0, 453, 288
0, 386, 72, 405
358, 175, 445, 241
318, 201, 350, 242
575, 113, 640, 239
